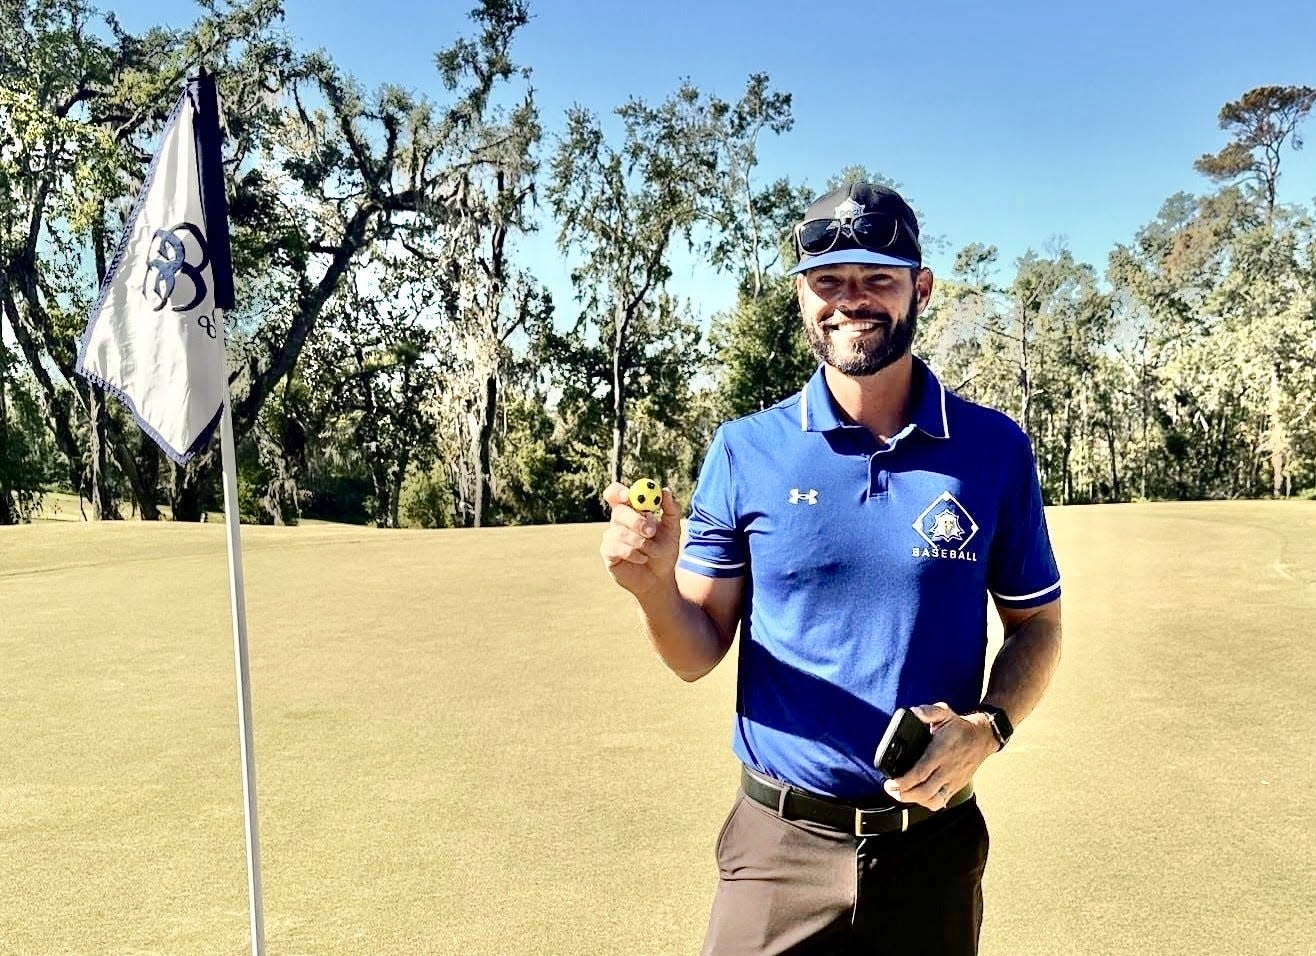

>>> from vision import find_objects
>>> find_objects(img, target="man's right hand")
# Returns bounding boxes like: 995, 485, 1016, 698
600, 482, 682, 599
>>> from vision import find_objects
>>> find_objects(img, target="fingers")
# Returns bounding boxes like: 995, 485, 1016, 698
882, 703, 982, 810
660, 487, 680, 517
885, 771, 956, 810
601, 517, 656, 567
909, 702, 955, 730
601, 481, 681, 580
605, 482, 680, 538
884, 774, 954, 810
601, 532, 651, 564
602, 482, 630, 507
884, 753, 937, 803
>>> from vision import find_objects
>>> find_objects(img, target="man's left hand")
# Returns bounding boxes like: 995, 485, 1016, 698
882, 702, 998, 811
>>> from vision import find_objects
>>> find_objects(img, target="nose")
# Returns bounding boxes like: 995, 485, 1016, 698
830, 278, 872, 312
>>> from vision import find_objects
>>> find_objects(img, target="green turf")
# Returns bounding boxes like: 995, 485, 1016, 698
1, 502, 1313, 954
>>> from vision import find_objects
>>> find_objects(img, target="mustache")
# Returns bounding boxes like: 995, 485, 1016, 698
821, 308, 894, 328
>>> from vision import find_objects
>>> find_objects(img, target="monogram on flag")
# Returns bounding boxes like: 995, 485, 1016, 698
76, 72, 234, 464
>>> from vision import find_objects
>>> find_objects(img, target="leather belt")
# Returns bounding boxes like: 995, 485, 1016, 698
741, 766, 974, 836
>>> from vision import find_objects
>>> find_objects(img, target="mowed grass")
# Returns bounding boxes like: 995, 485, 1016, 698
28, 491, 223, 524
1, 501, 1314, 955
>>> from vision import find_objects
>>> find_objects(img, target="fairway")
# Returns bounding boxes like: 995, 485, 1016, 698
2, 502, 1314, 955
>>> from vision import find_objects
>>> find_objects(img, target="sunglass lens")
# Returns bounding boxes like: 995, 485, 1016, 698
850, 213, 898, 250
798, 219, 840, 254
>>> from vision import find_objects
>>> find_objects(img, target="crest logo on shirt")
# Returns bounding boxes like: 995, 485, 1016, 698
789, 488, 819, 505
912, 491, 980, 562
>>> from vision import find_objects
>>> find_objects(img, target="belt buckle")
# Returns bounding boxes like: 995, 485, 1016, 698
854, 806, 908, 836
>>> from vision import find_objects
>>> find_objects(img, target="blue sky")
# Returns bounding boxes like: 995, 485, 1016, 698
105, 0, 1316, 319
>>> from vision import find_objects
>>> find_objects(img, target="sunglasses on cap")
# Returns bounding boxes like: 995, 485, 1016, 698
794, 212, 904, 256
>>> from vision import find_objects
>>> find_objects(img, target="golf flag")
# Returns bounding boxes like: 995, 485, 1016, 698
77, 75, 266, 953
76, 72, 234, 464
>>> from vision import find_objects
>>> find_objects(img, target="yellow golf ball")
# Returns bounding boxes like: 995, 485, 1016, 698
627, 477, 663, 514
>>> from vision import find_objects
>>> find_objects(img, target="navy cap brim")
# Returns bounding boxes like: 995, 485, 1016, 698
788, 248, 921, 275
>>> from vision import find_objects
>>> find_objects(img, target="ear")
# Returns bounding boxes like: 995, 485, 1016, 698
914, 267, 934, 314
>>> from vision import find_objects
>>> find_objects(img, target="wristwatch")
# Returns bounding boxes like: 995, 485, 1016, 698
971, 704, 1014, 750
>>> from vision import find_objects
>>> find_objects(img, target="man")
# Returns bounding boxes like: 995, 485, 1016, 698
600, 182, 1062, 955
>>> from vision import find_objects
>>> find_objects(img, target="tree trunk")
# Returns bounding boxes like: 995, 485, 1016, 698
743, 173, 763, 300
472, 369, 497, 528
388, 451, 407, 530
1018, 308, 1032, 444
0, 344, 13, 525
88, 386, 123, 520
610, 315, 627, 485
1060, 400, 1074, 505
1267, 364, 1286, 498
371, 459, 394, 529
172, 463, 207, 521
1140, 358, 1149, 500
1105, 420, 1121, 501
86, 209, 122, 520
133, 431, 162, 520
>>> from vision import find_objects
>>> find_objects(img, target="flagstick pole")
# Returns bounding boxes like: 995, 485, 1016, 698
217, 308, 267, 956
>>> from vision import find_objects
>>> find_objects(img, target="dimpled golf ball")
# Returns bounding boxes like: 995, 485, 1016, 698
628, 477, 663, 514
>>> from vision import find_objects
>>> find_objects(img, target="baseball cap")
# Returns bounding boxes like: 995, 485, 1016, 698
788, 182, 922, 275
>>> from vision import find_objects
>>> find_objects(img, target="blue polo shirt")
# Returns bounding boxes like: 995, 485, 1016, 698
678, 357, 1061, 800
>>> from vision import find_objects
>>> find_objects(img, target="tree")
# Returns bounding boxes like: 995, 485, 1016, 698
1105, 184, 1316, 500
0, 0, 535, 521
696, 73, 803, 300
0, 353, 57, 522
710, 272, 812, 418
1195, 85, 1316, 220
922, 243, 1114, 504
0, 0, 288, 520
403, 82, 551, 528
211, 0, 533, 522
546, 83, 719, 485
1192, 86, 1316, 496
304, 272, 443, 527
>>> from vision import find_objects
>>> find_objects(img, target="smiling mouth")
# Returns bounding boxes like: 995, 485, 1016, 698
825, 319, 888, 333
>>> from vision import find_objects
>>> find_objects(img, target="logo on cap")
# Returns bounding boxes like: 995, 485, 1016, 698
833, 198, 864, 222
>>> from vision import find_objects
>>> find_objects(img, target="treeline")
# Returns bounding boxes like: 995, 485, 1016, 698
1, 0, 1313, 527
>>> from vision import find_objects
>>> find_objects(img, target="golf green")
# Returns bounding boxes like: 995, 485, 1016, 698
1, 501, 1312, 954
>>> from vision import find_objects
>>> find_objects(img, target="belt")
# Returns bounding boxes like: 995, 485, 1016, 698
741, 767, 974, 837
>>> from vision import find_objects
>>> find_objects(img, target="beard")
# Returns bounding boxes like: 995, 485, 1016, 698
803, 287, 919, 377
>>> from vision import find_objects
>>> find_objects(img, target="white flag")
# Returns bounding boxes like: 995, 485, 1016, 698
76, 75, 233, 464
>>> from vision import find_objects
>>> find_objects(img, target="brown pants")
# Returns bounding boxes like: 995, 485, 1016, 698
701, 788, 990, 956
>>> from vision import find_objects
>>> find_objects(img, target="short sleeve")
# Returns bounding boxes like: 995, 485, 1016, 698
988, 431, 1061, 609
678, 426, 747, 579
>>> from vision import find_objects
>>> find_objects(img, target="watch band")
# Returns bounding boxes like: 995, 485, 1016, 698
972, 704, 1013, 749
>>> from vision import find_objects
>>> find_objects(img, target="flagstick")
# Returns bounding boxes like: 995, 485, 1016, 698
217, 309, 267, 956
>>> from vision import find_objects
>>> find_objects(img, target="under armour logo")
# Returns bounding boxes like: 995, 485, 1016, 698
143, 222, 210, 312
789, 488, 819, 505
